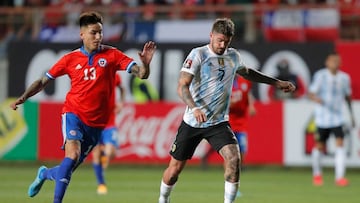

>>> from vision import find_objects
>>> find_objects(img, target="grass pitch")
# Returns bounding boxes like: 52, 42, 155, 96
0, 162, 359, 203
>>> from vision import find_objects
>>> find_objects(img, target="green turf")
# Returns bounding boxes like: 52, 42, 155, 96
0, 162, 359, 203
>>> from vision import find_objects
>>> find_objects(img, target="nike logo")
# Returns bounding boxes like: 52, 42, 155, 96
75, 64, 82, 70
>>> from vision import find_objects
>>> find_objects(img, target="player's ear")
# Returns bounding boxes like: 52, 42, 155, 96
79, 27, 85, 40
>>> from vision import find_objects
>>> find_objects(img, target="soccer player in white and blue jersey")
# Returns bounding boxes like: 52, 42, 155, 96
158, 18, 296, 203
309, 52, 355, 187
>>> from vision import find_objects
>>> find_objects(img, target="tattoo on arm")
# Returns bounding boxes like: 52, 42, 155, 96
131, 65, 150, 79
238, 68, 279, 85
181, 85, 195, 106
131, 66, 139, 76
22, 77, 50, 100
178, 72, 196, 108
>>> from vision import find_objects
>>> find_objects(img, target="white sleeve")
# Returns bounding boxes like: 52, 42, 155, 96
344, 73, 352, 96
235, 50, 247, 72
180, 48, 202, 75
309, 71, 322, 94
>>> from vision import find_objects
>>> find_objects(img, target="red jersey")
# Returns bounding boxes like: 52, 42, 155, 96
229, 76, 252, 132
105, 73, 122, 128
47, 45, 134, 128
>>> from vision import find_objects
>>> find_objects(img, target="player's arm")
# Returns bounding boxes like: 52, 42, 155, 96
248, 92, 256, 116
130, 41, 156, 79
237, 67, 296, 93
308, 92, 322, 104
345, 94, 356, 127
177, 71, 207, 123
114, 84, 126, 114
118, 84, 126, 103
10, 76, 51, 110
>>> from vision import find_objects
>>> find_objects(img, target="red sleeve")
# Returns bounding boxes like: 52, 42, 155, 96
47, 54, 68, 78
268, 86, 276, 101
295, 76, 306, 98
115, 49, 135, 72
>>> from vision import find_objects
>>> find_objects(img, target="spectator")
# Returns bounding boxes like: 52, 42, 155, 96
269, 58, 306, 100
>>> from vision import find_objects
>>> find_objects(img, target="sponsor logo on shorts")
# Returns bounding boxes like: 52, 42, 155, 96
69, 130, 77, 136
171, 143, 176, 152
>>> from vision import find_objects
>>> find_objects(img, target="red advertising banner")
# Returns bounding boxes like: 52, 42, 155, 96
336, 41, 360, 99
115, 102, 185, 164
38, 101, 284, 165
38, 102, 186, 162
38, 102, 64, 160
247, 101, 283, 164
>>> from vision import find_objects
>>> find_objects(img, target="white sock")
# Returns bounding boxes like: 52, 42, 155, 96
335, 147, 346, 180
159, 180, 174, 203
311, 148, 322, 176
224, 181, 239, 203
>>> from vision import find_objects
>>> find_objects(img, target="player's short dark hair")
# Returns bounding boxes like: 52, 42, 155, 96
79, 11, 103, 27
211, 18, 235, 37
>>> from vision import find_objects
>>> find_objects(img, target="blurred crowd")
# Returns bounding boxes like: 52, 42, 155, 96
0, 0, 360, 59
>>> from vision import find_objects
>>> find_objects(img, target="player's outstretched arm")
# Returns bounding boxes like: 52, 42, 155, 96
10, 76, 51, 110
131, 41, 157, 79
237, 67, 296, 93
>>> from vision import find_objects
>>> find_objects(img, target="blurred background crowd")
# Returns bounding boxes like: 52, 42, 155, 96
0, 0, 359, 51
1, 0, 360, 102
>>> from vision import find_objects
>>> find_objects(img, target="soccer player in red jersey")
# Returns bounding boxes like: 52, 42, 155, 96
229, 75, 256, 167
10, 11, 156, 203
92, 73, 125, 195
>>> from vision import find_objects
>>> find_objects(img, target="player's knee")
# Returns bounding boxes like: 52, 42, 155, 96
227, 154, 240, 166
65, 150, 81, 161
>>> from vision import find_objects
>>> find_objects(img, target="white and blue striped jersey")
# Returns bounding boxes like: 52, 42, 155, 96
309, 68, 351, 128
181, 45, 246, 128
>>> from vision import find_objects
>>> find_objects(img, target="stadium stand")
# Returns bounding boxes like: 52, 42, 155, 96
0, 1, 359, 44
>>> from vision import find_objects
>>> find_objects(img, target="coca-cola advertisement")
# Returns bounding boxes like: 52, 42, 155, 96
37, 101, 284, 165
115, 102, 185, 163
37, 101, 211, 164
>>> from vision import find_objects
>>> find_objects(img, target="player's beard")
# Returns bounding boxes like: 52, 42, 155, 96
214, 48, 225, 55
217, 49, 225, 55
211, 43, 225, 55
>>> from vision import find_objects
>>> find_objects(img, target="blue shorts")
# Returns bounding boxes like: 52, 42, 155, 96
99, 126, 119, 147
234, 131, 247, 154
61, 112, 102, 165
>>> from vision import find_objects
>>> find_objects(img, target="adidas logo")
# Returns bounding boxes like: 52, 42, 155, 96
75, 64, 82, 70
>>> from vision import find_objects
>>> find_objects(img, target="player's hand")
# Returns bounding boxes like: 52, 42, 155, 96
275, 81, 296, 93
248, 105, 256, 116
114, 102, 124, 114
192, 108, 207, 123
351, 115, 356, 128
10, 97, 25, 110
138, 41, 156, 66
